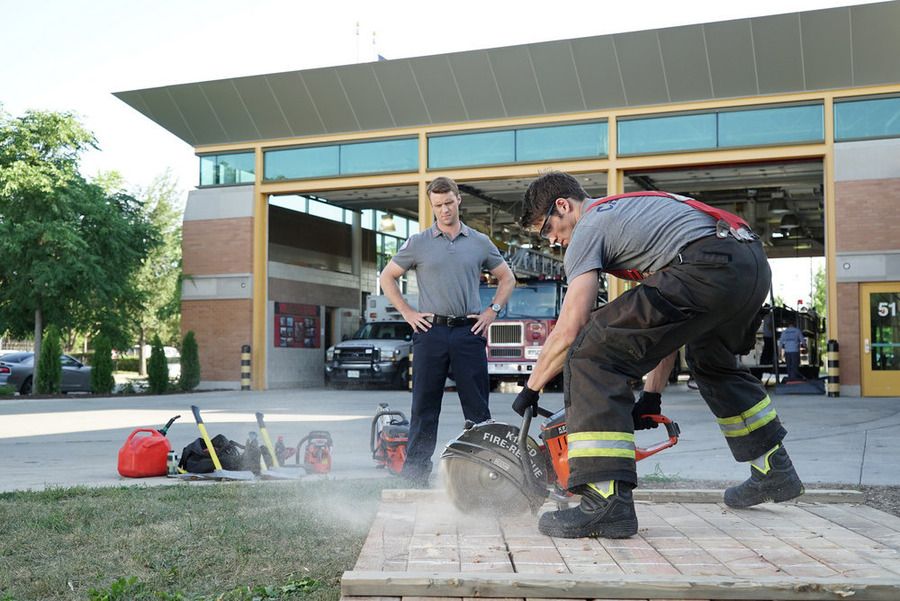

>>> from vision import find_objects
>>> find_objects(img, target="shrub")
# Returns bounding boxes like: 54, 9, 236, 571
0, 384, 15, 396
147, 335, 169, 394
90, 335, 115, 394
36, 325, 62, 394
114, 357, 140, 373
178, 331, 200, 391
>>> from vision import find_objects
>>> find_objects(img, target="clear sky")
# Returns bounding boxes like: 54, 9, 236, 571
2, 0, 855, 304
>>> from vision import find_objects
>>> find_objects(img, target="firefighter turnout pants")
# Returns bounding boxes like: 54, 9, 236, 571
564, 235, 787, 489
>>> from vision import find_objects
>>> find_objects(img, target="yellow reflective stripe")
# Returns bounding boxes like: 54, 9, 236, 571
717, 396, 771, 426
569, 448, 636, 459
568, 431, 635, 443
722, 410, 777, 437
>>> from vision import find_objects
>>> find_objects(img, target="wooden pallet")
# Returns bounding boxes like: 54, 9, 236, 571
341, 489, 900, 601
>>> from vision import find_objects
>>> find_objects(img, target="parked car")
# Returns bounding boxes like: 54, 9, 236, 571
0, 352, 92, 394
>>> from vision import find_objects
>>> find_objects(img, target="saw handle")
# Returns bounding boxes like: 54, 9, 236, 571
634, 414, 681, 461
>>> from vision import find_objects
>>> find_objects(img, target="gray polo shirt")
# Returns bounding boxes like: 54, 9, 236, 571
391, 222, 504, 316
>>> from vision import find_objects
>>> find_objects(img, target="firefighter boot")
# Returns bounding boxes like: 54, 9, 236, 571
724, 444, 804, 509
538, 481, 638, 539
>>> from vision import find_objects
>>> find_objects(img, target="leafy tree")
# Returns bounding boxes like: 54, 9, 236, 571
36, 325, 62, 394
178, 330, 200, 391
132, 171, 183, 373
0, 110, 160, 385
90, 334, 115, 394
147, 334, 169, 394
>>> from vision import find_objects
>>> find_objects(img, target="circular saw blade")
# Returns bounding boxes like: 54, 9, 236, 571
442, 457, 534, 516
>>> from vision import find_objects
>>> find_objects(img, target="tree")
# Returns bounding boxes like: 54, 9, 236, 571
147, 335, 169, 394
36, 325, 62, 394
90, 334, 115, 394
0, 110, 160, 384
178, 330, 200, 391
132, 171, 183, 374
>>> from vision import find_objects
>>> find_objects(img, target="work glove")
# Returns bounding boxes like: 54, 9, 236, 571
512, 386, 541, 417
632, 391, 661, 430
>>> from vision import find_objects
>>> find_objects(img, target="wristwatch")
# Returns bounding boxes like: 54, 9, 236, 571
490, 303, 502, 313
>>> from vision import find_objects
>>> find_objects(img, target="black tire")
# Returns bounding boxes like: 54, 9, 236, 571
20, 376, 32, 395
800, 365, 820, 379
545, 374, 564, 393
393, 361, 410, 390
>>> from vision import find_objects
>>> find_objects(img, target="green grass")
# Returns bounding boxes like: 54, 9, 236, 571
0, 479, 396, 601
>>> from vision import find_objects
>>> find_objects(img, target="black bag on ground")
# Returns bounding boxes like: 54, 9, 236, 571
178, 434, 244, 473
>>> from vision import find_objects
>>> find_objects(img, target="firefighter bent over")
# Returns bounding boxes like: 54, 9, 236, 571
514, 171, 803, 539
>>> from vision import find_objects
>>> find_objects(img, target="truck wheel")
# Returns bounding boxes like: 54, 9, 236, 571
393, 361, 410, 390
545, 374, 564, 392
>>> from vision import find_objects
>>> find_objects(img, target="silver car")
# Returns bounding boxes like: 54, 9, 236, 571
0, 352, 93, 394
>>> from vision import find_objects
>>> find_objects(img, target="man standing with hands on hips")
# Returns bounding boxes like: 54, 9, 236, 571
513, 171, 802, 539
381, 176, 515, 487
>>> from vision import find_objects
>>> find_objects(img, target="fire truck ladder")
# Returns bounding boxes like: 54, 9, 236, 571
505, 247, 565, 279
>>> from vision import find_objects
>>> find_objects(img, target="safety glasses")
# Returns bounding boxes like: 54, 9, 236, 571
538, 200, 558, 240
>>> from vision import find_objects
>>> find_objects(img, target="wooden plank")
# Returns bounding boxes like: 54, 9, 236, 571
341, 570, 900, 600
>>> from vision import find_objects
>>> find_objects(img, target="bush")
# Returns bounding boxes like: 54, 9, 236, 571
114, 357, 140, 373
147, 335, 169, 394
178, 331, 200, 391
36, 325, 62, 394
90, 335, 115, 394
0, 384, 15, 396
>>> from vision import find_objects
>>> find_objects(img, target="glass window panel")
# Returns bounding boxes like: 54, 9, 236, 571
428, 130, 515, 168
200, 155, 216, 186
870, 292, 900, 371
307, 197, 343, 223
409, 219, 419, 233
217, 152, 255, 184
719, 105, 823, 147
835, 96, 900, 141
618, 113, 717, 155
264, 145, 340, 180
516, 122, 608, 161
340, 138, 418, 175
361, 209, 375, 230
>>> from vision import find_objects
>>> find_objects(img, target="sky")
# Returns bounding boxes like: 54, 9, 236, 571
2, 0, 859, 304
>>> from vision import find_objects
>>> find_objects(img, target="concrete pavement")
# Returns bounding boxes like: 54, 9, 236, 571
0, 383, 898, 493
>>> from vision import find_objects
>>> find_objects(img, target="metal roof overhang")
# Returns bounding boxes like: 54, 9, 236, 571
115, 1, 900, 148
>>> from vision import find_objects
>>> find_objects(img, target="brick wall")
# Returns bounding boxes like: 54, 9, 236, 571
183, 217, 253, 275
835, 178, 900, 252
182, 299, 252, 382
836, 282, 860, 387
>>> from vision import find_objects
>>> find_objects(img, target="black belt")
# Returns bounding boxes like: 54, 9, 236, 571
429, 315, 477, 327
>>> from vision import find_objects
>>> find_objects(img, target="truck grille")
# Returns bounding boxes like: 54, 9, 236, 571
335, 347, 378, 361
490, 348, 522, 358
489, 323, 523, 345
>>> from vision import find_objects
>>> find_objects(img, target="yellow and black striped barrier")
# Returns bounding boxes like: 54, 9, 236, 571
407, 351, 413, 392
826, 339, 839, 397
241, 344, 251, 391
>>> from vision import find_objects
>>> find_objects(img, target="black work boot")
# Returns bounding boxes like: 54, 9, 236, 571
724, 444, 804, 509
538, 481, 638, 538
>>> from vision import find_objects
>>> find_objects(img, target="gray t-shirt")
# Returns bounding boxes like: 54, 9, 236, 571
391, 222, 504, 316
564, 194, 717, 281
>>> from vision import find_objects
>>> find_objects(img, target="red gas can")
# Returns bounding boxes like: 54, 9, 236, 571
117, 428, 172, 478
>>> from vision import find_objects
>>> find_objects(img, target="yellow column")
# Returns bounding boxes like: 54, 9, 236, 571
418, 132, 433, 231
605, 118, 627, 301
823, 96, 839, 341
251, 148, 268, 390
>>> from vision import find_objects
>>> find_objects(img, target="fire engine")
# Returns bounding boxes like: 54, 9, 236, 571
479, 248, 606, 389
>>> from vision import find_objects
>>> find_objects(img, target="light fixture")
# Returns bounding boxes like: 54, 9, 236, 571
768, 198, 790, 214
780, 213, 799, 229
379, 214, 396, 232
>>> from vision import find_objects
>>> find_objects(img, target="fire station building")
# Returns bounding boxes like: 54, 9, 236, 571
116, 0, 900, 396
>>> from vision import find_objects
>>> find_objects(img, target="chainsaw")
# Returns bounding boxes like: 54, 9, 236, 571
441, 404, 680, 515
370, 403, 409, 475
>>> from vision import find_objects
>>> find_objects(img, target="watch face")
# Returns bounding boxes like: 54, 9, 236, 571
491, 303, 502, 312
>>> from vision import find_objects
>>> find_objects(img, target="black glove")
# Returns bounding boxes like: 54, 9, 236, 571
512, 386, 540, 417
632, 391, 661, 430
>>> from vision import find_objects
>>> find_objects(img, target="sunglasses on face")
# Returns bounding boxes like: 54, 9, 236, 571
539, 200, 558, 240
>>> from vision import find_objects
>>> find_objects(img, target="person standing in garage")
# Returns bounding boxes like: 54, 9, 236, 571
380, 176, 516, 487
513, 170, 803, 539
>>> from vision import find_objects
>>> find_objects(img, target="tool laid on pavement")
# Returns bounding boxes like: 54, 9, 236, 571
370, 403, 409, 475
117, 414, 180, 478
253, 411, 304, 479
180, 405, 255, 481
295, 430, 333, 474
441, 404, 680, 515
